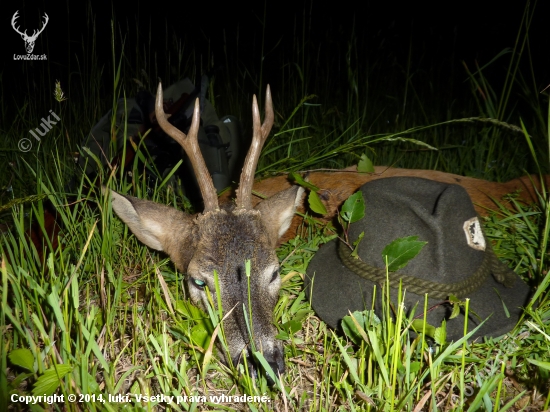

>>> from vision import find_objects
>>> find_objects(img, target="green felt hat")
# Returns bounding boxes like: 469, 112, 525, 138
305, 177, 531, 341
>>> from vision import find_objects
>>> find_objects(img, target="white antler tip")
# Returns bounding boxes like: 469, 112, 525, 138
252, 94, 260, 117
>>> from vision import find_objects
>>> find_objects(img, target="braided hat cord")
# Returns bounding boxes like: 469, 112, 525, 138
337, 240, 515, 299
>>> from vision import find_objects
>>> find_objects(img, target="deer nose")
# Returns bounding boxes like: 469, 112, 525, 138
256, 345, 285, 385
267, 345, 285, 376
265, 361, 283, 386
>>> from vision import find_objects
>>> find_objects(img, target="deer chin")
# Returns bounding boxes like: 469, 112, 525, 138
229, 339, 285, 386
220, 318, 285, 385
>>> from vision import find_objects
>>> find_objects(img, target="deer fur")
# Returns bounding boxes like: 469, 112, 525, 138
107, 83, 303, 378
108, 186, 303, 376
221, 166, 549, 244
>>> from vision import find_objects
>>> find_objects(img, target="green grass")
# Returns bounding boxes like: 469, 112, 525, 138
1, 1, 549, 410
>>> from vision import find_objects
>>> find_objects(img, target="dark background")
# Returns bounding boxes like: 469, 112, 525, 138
1, 0, 549, 123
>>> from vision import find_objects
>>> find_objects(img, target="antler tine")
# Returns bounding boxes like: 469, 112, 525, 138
154, 82, 219, 212
236, 85, 274, 209
36, 13, 49, 35
11, 11, 26, 36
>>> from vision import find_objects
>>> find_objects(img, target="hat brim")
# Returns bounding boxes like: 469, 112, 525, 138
305, 238, 532, 341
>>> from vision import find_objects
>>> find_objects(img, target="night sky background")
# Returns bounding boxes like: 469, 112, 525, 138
2, 0, 549, 135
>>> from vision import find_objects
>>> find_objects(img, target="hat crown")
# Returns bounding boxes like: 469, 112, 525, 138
350, 177, 484, 283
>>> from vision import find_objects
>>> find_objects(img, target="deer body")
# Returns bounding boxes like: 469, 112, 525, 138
224, 166, 548, 244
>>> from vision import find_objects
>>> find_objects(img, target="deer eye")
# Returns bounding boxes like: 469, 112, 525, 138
190, 277, 206, 290
270, 268, 280, 283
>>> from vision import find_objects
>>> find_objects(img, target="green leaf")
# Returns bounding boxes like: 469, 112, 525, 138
289, 172, 320, 192
381, 236, 427, 271
409, 361, 421, 373
46, 286, 66, 333
411, 320, 436, 338
71, 271, 79, 310
281, 320, 302, 335
275, 331, 290, 340
331, 331, 361, 384
448, 294, 460, 303
10, 372, 34, 389
253, 351, 278, 389
308, 191, 327, 215
340, 191, 365, 223
190, 324, 211, 349
434, 320, 447, 345
357, 153, 375, 173
342, 311, 368, 345
175, 299, 206, 320
291, 309, 312, 323
32, 365, 73, 396
350, 231, 364, 258
174, 299, 214, 349
466, 373, 503, 412
341, 310, 380, 345
527, 358, 550, 371
450, 302, 461, 319
8, 348, 35, 372
84, 373, 100, 394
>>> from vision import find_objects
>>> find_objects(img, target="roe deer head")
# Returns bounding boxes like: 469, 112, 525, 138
106, 83, 303, 378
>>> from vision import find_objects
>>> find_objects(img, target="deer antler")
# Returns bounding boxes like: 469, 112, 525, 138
154, 82, 219, 212
236, 85, 274, 209
11, 11, 49, 40
33, 13, 49, 39
11, 11, 26, 37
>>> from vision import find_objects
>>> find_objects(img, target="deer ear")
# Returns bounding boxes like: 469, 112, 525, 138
255, 186, 305, 246
107, 189, 194, 253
